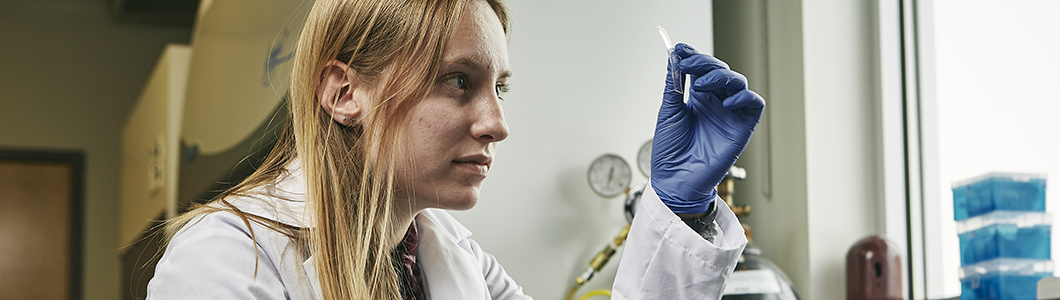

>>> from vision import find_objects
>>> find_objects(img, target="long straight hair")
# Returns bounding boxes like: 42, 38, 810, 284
164, 0, 509, 299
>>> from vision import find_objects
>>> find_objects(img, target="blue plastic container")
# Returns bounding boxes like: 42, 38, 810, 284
952, 172, 1047, 221
957, 211, 1051, 265
960, 258, 1054, 300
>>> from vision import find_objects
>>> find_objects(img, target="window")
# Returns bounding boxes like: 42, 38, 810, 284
914, 1, 1060, 298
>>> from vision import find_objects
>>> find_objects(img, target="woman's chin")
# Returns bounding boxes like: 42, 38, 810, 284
439, 194, 478, 211
409, 188, 480, 211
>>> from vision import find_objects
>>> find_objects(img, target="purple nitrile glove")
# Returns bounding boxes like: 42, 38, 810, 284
651, 43, 765, 215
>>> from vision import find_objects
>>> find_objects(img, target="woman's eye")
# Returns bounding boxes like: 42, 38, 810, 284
495, 83, 510, 99
444, 75, 468, 90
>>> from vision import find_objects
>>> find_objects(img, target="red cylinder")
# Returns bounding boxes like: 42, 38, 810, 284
846, 235, 903, 300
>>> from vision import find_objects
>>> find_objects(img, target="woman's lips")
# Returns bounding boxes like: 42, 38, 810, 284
453, 154, 491, 177
453, 161, 489, 177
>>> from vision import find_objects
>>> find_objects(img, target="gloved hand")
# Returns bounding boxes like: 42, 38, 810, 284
651, 43, 765, 215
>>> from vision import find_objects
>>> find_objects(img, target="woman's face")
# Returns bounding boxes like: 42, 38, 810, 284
395, 0, 510, 211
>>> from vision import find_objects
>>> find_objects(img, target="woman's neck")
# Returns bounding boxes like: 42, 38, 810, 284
387, 202, 422, 250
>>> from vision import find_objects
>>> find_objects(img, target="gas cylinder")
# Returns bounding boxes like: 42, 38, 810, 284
846, 235, 903, 300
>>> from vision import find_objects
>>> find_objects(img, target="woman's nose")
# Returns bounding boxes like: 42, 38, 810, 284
471, 96, 509, 142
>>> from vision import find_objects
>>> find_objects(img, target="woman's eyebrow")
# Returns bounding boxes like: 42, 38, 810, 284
444, 56, 511, 78
444, 57, 484, 69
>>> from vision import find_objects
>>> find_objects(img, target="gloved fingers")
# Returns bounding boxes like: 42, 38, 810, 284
674, 43, 702, 59
721, 89, 765, 112
675, 43, 730, 76
691, 69, 747, 93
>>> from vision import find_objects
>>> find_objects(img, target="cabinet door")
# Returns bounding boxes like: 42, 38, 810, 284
0, 152, 82, 300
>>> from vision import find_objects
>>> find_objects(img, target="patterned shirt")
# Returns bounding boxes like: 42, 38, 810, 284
394, 220, 426, 300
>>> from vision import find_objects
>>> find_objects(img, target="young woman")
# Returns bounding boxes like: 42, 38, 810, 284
147, 0, 764, 299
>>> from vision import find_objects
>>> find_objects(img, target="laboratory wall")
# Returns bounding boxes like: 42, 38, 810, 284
446, 0, 713, 298
714, 0, 883, 299
0, 1, 192, 299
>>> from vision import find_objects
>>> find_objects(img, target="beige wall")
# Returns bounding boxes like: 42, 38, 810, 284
0, 1, 191, 299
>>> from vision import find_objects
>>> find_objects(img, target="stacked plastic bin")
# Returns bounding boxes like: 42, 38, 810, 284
954, 172, 1051, 300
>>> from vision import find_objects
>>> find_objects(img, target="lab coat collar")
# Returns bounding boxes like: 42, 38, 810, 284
296, 211, 484, 300
415, 210, 488, 299
222, 159, 487, 299
219, 159, 308, 228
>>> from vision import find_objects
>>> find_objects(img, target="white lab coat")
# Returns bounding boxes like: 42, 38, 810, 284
147, 162, 746, 299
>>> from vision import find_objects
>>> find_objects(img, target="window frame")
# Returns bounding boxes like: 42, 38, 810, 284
877, 0, 941, 299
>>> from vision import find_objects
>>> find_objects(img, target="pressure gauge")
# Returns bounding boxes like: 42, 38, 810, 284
587, 154, 632, 197
637, 139, 653, 177
625, 184, 645, 223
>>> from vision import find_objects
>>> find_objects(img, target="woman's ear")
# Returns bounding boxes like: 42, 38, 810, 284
317, 59, 364, 126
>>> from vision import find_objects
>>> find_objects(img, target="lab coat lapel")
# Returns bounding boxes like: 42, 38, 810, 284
415, 210, 490, 300
298, 212, 489, 300
302, 257, 325, 299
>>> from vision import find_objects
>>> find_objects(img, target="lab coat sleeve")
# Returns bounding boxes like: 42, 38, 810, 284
467, 237, 533, 300
611, 184, 747, 300
147, 213, 288, 300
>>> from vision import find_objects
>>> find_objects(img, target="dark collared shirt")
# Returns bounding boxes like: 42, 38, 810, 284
395, 220, 426, 300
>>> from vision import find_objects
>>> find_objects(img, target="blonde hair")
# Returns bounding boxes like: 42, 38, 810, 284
164, 0, 510, 299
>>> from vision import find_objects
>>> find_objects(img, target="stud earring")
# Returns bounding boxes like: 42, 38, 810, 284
339, 116, 355, 126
